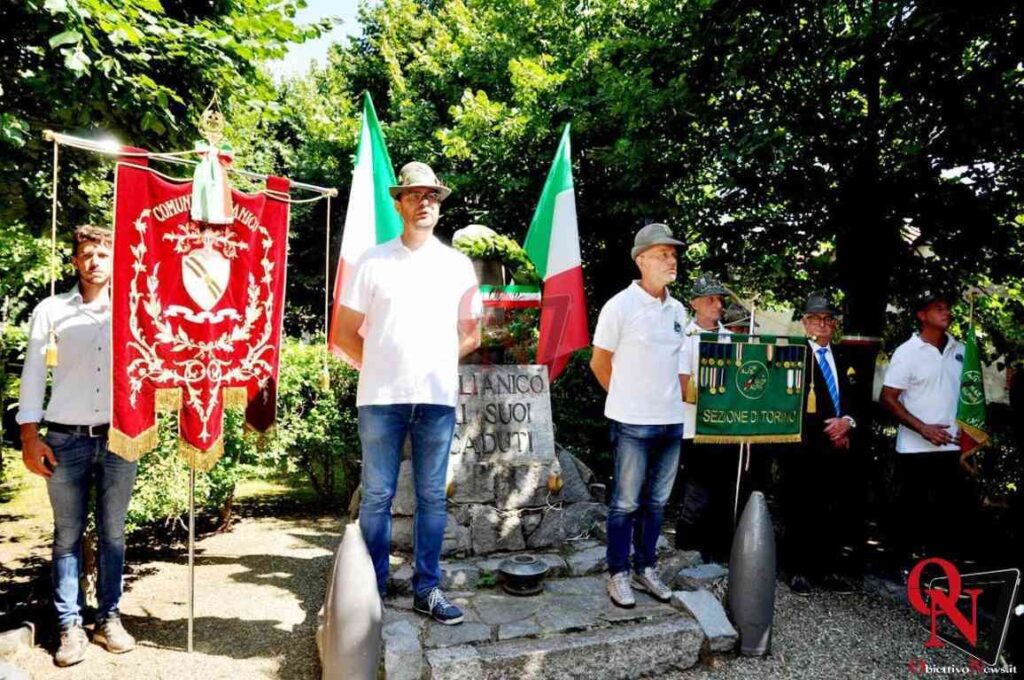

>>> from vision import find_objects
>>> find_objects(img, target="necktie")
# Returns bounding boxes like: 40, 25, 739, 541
816, 347, 841, 417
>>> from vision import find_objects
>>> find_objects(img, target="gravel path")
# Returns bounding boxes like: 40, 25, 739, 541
9, 515, 341, 680
675, 583, 973, 680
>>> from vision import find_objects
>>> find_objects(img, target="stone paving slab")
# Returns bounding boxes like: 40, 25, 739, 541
425, 617, 704, 680
671, 589, 738, 652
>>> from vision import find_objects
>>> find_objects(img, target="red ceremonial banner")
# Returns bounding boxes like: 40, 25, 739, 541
109, 158, 290, 470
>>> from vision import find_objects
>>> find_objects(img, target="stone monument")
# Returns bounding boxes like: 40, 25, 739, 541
390, 364, 605, 556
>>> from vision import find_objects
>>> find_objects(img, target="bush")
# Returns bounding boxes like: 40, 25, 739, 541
125, 337, 362, 531
269, 337, 361, 507
126, 410, 250, 533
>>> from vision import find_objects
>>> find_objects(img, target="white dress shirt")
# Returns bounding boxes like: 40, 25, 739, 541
17, 287, 111, 426
808, 339, 839, 386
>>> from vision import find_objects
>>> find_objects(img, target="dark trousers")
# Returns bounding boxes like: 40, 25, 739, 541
675, 441, 741, 563
775, 443, 863, 579
891, 451, 975, 564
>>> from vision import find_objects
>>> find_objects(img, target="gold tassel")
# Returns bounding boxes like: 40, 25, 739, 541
45, 327, 59, 367
684, 376, 697, 404
548, 472, 564, 493
807, 367, 817, 414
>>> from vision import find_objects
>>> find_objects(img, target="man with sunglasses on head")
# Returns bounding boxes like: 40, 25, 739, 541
591, 223, 688, 608
776, 293, 863, 596
333, 162, 482, 625
18, 225, 137, 666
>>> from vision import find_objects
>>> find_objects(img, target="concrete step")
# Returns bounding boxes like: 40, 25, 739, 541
425, 617, 704, 680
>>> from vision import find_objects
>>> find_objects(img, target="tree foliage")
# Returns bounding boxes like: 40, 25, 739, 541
0, 0, 328, 324
277, 0, 1023, 360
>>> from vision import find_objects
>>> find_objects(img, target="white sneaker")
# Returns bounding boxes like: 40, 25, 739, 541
632, 567, 672, 602
607, 571, 636, 608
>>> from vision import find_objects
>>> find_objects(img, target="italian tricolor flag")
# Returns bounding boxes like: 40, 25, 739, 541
957, 323, 990, 463
523, 124, 590, 381
328, 92, 403, 361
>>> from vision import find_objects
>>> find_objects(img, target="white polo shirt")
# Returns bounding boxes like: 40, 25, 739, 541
341, 235, 481, 407
679, 320, 730, 439
883, 333, 964, 453
593, 282, 688, 425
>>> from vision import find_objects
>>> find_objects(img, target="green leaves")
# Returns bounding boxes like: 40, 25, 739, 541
48, 30, 82, 48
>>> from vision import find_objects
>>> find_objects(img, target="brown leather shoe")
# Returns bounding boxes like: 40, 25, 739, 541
55, 624, 88, 667
93, 615, 136, 654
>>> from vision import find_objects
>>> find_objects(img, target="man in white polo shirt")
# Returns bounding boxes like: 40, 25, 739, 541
333, 162, 481, 625
590, 223, 688, 608
881, 290, 969, 572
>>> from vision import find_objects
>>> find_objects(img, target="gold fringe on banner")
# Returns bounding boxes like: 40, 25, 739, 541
223, 386, 249, 411
694, 434, 803, 445
155, 387, 182, 413
178, 437, 224, 472
244, 421, 276, 437
108, 424, 159, 461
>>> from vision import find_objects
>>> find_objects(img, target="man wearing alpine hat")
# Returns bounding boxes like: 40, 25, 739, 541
675, 273, 734, 563
334, 161, 482, 624
591, 223, 689, 608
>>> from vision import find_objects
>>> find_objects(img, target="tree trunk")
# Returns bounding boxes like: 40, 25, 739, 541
835, 0, 894, 338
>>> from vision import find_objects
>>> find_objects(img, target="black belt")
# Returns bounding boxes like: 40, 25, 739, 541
45, 422, 109, 438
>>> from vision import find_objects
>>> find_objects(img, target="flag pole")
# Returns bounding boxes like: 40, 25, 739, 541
734, 296, 758, 525
188, 453, 195, 653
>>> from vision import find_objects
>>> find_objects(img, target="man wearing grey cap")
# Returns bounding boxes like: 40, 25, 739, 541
591, 223, 688, 608
334, 162, 481, 625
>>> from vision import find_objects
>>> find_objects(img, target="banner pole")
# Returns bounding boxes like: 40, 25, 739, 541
733, 442, 745, 526
734, 298, 758, 525
188, 456, 195, 653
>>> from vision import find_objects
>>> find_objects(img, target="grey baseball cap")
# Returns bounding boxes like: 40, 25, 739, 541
388, 162, 452, 201
690, 274, 729, 298
631, 223, 685, 260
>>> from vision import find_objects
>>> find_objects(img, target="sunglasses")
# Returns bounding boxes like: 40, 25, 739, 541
401, 190, 441, 204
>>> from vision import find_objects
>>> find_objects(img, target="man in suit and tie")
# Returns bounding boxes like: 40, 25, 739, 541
776, 292, 863, 596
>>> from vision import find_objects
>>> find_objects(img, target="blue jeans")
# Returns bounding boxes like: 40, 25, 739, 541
357, 404, 455, 598
44, 431, 138, 628
606, 421, 683, 575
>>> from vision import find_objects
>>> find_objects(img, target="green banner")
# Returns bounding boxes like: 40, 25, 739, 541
956, 323, 989, 455
694, 334, 808, 444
